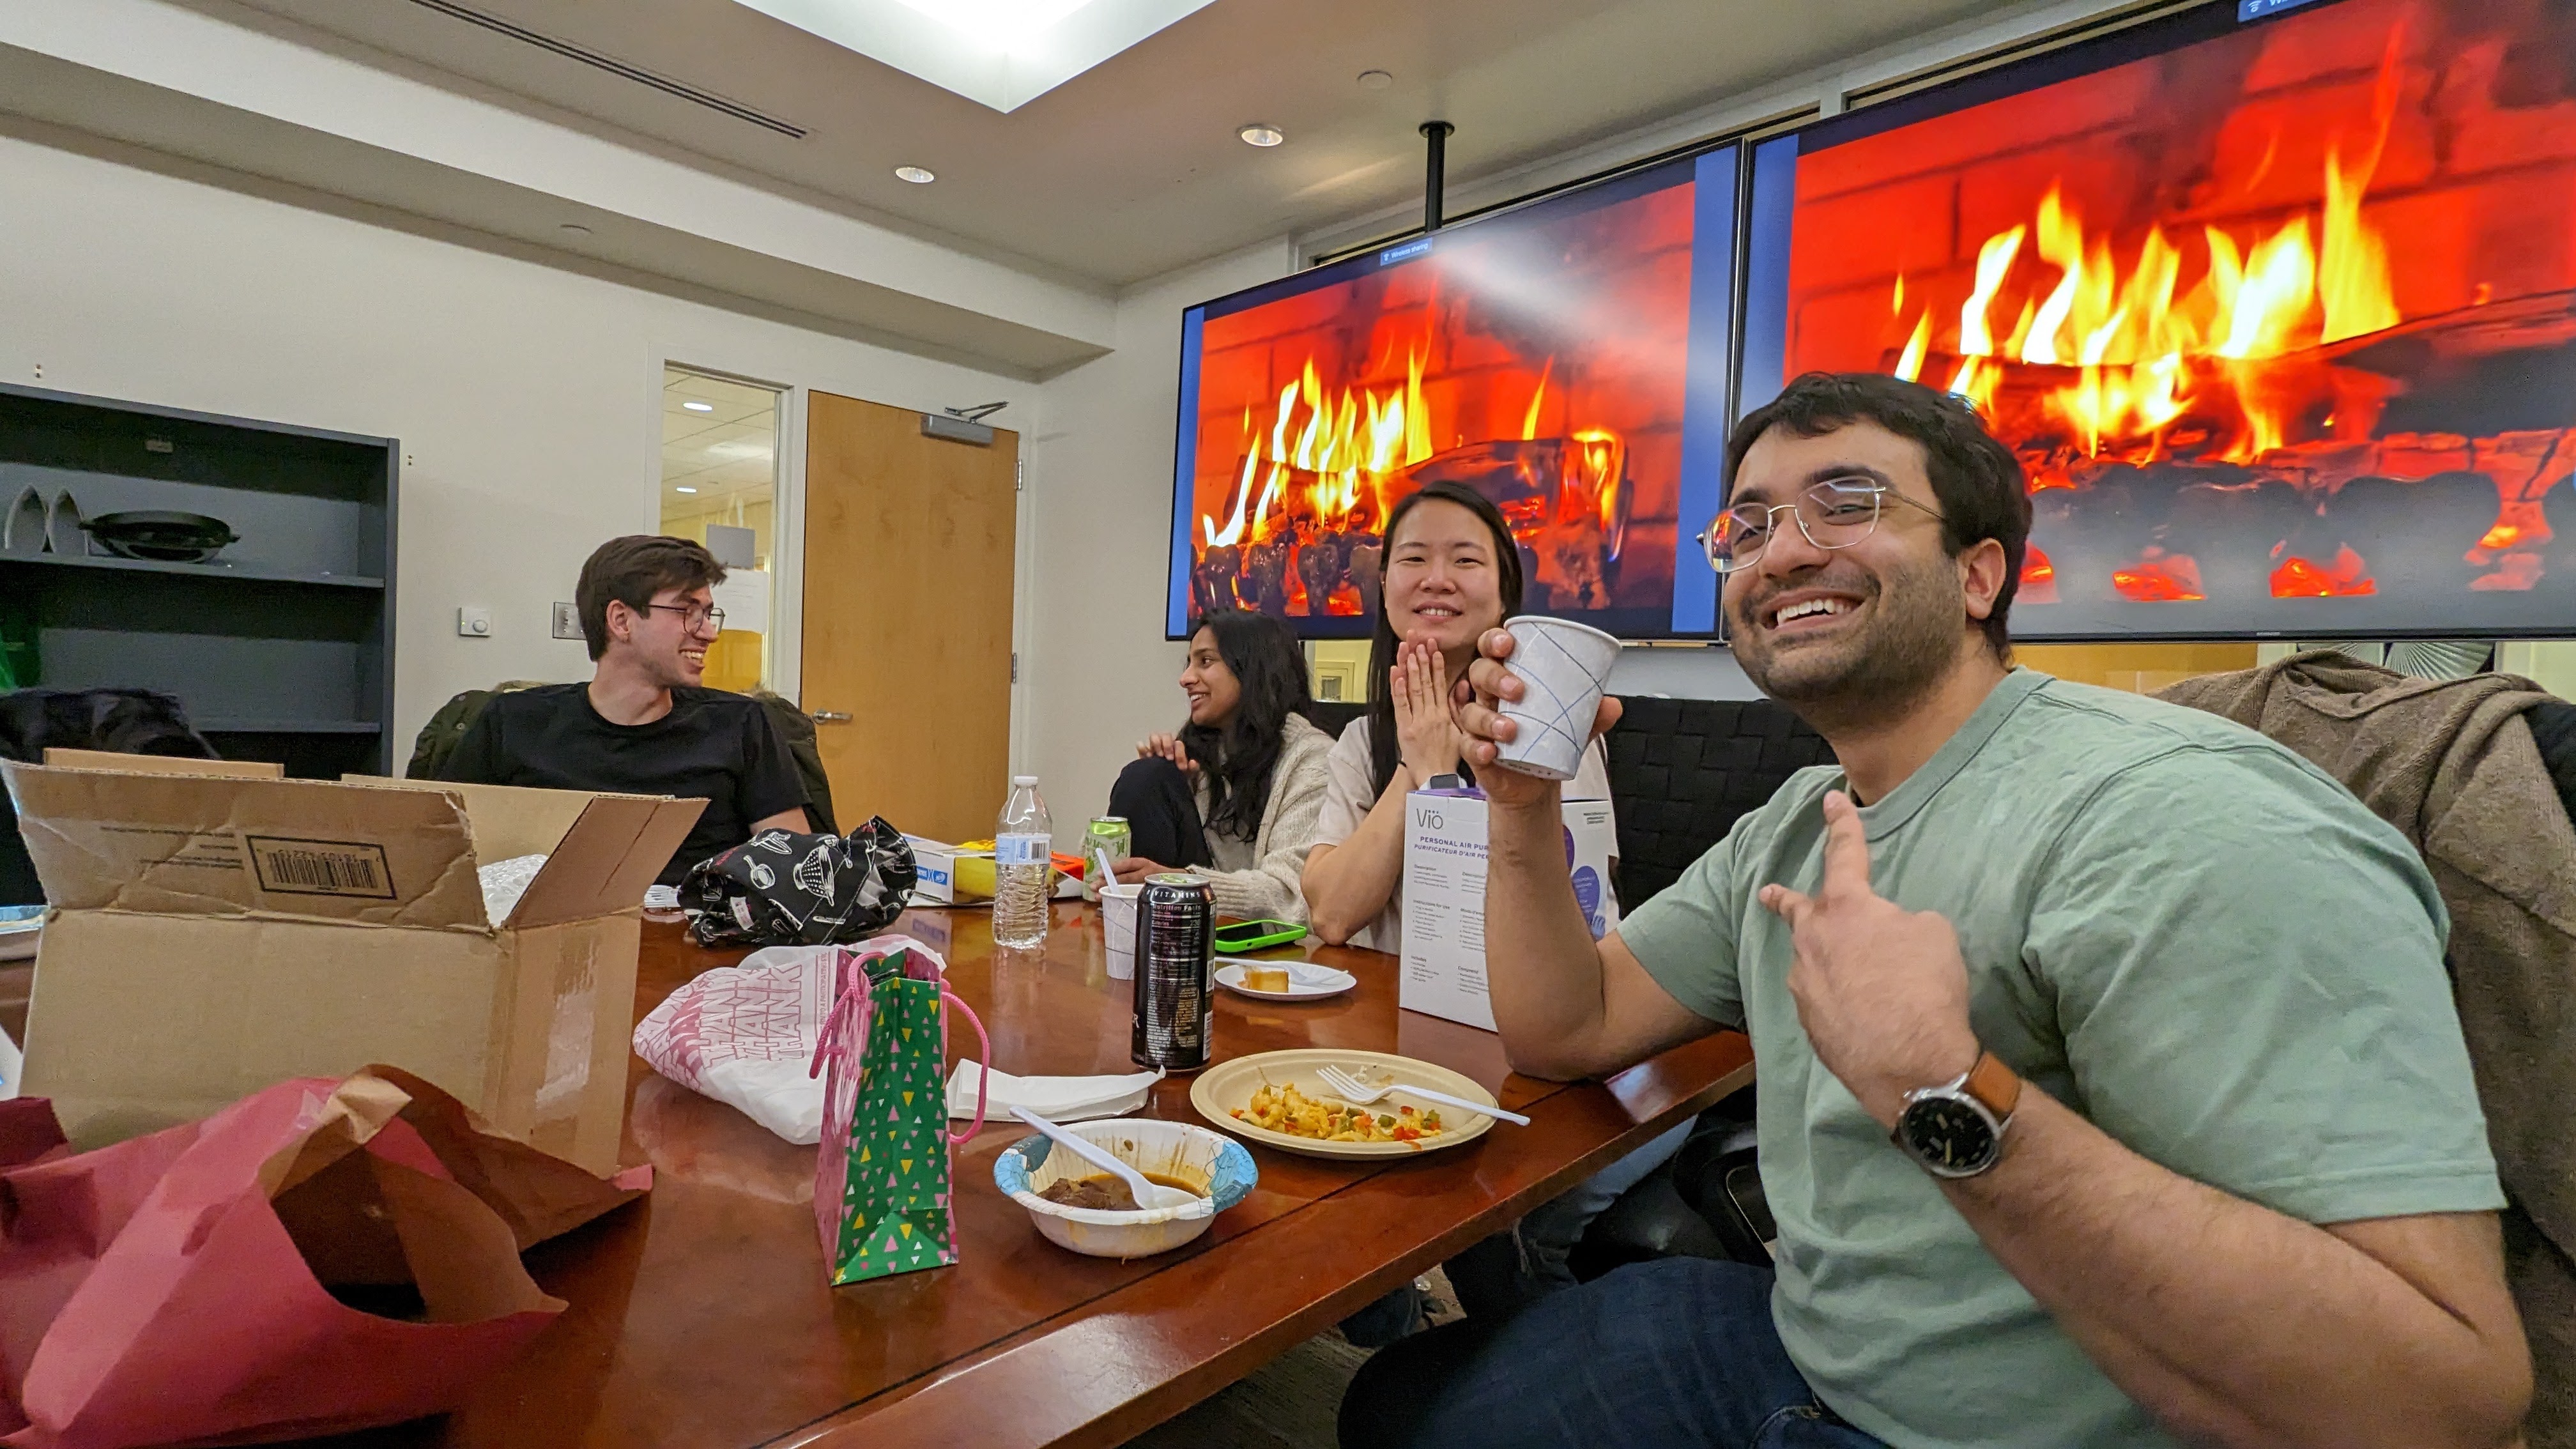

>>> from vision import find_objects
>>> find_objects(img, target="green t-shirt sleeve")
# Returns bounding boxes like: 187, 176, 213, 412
1614, 806, 1757, 1031
2026, 744, 2503, 1225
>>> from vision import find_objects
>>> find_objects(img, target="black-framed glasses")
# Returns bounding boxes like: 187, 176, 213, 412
644, 602, 726, 634
1695, 478, 1947, 574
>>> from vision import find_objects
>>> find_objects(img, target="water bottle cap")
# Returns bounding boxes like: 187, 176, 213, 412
1012, 774, 1038, 786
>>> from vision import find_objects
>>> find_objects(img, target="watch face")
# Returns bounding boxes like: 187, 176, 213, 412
1899, 1094, 1999, 1176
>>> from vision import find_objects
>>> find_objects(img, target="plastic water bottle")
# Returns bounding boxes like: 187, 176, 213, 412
993, 774, 1054, 948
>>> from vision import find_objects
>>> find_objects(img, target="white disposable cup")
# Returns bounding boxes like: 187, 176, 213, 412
1101, 883, 1142, 980
1494, 615, 1622, 781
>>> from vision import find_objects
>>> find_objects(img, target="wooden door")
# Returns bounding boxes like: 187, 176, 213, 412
801, 393, 1017, 846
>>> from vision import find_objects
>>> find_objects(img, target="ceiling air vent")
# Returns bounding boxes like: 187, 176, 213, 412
402, 0, 808, 138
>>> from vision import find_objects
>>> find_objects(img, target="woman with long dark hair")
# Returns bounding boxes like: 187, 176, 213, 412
1300, 480, 1618, 950
1104, 609, 1333, 924
1299, 480, 1656, 1342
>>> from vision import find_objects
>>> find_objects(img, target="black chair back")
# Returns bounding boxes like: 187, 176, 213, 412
1603, 696, 1836, 912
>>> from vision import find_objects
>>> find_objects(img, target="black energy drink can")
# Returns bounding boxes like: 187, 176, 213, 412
1131, 872, 1214, 1071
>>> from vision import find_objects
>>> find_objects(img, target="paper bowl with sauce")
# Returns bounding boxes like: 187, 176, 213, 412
993, 1117, 1256, 1259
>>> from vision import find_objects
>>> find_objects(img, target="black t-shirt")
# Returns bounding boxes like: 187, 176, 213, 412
438, 685, 809, 884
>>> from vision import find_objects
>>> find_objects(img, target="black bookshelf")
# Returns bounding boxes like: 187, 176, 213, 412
0, 383, 397, 778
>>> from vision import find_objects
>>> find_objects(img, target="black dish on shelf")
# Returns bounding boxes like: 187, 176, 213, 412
81, 510, 240, 564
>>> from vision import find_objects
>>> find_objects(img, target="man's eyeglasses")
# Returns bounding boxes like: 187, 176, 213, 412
643, 602, 727, 634
1695, 478, 1947, 575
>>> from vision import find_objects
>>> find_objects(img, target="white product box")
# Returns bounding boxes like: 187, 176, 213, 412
901, 836, 990, 905
1399, 788, 1619, 1032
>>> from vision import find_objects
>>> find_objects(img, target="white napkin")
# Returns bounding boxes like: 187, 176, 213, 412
945, 1060, 1160, 1123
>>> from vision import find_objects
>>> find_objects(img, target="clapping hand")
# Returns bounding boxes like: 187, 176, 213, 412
1757, 790, 1979, 1128
1390, 636, 1466, 788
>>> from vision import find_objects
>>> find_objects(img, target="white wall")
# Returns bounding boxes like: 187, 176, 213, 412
0, 134, 1041, 762
1020, 241, 1294, 841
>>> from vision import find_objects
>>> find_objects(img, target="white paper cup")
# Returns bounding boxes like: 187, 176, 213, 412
1494, 615, 1622, 781
1101, 883, 1142, 980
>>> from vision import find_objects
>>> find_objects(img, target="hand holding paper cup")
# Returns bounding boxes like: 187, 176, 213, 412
1491, 615, 1621, 780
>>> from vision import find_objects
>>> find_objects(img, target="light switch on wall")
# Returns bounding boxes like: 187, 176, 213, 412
457, 607, 493, 638
552, 602, 583, 641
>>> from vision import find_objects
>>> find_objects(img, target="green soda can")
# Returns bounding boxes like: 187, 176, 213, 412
1084, 816, 1131, 902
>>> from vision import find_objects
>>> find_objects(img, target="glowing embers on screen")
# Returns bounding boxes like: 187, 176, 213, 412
1783, 0, 2576, 610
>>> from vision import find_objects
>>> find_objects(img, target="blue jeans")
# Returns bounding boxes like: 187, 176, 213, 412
1338, 1259, 1887, 1449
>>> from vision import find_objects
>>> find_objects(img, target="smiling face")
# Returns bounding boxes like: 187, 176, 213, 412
1179, 625, 1243, 727
608, 583, 721, 690
1721, 419, 1991, 721
1381, 498, 1506, 658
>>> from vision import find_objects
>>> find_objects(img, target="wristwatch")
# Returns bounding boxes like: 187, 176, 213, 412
1892, 1050, 2021, 1179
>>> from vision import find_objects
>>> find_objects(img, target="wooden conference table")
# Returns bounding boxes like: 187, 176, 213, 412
315, 901, 1754, 1449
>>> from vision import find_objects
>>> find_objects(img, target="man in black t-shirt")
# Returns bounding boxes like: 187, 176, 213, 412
439, 535, 811, 884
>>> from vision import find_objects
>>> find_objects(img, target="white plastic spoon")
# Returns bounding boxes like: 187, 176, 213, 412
1009, 1105, 1200, 1211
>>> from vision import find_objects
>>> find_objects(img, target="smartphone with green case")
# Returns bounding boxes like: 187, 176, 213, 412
1211, 919, 1307, 953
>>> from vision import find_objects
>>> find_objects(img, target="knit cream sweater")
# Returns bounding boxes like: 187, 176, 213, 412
1193, 712, 1333, 925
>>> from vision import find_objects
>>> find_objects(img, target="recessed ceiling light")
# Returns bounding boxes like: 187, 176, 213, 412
683, 400, 716, 413
1358, 70, 1393, 91
674, 486, 699, 494
1238, 124, 1285, 148
895, 165, 937, 184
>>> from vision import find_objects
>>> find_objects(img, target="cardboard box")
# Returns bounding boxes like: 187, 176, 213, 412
1399, 788, 1620, 1032
3, 761, 702, 1172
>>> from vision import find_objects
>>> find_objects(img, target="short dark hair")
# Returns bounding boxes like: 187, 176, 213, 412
576, 535, 726, 661
1724, 372, 2030, 660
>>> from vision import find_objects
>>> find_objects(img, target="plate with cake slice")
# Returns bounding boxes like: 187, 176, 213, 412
1213, 958, 1356, 1001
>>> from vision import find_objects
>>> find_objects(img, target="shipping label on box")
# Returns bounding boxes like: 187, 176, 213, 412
1399, 788, 1618, 1032
3, 760, 703, 1172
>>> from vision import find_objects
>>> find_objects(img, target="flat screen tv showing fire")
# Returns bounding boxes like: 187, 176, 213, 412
1743, 0, 2576, 640
1166, 151, 1742, 640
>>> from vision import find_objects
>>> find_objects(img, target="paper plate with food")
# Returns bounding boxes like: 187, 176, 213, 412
1213, 958, 1357, 1001
1190, 1048, 1501, 1158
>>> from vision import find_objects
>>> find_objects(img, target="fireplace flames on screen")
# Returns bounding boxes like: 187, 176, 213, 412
1191, 323, 1633, 620
1794, 0, 2576, 609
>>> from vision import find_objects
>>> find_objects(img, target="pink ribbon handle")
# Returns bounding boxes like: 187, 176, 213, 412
943, 989, 990, 1146
809, 976, 875, 1082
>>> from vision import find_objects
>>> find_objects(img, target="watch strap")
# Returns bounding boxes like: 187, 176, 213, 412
1962, 1050, 2021, 1121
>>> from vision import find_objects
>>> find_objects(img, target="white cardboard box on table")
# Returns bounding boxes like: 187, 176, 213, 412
1399, 786, 1618, 1032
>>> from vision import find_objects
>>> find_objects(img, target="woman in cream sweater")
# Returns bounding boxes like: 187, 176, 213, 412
1104, 610, 1332, 924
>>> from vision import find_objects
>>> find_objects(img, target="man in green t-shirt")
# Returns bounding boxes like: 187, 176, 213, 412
1338, 374, 2531, 1449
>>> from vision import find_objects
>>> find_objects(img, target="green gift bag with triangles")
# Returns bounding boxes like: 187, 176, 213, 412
809, 937, 989, 1285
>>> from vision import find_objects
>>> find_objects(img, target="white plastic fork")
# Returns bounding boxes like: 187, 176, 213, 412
1315, 1064, 1529, 1127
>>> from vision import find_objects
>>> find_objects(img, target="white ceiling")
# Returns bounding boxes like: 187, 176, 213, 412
207, 0, 2011, 288
663, 370, 781, 508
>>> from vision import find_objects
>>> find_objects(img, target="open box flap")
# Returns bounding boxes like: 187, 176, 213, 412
351, 777, 604, 864
504, 795, 703, 930
3, 762, 483, 928
345, 777, 703, 928
41, 751, 285, 779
